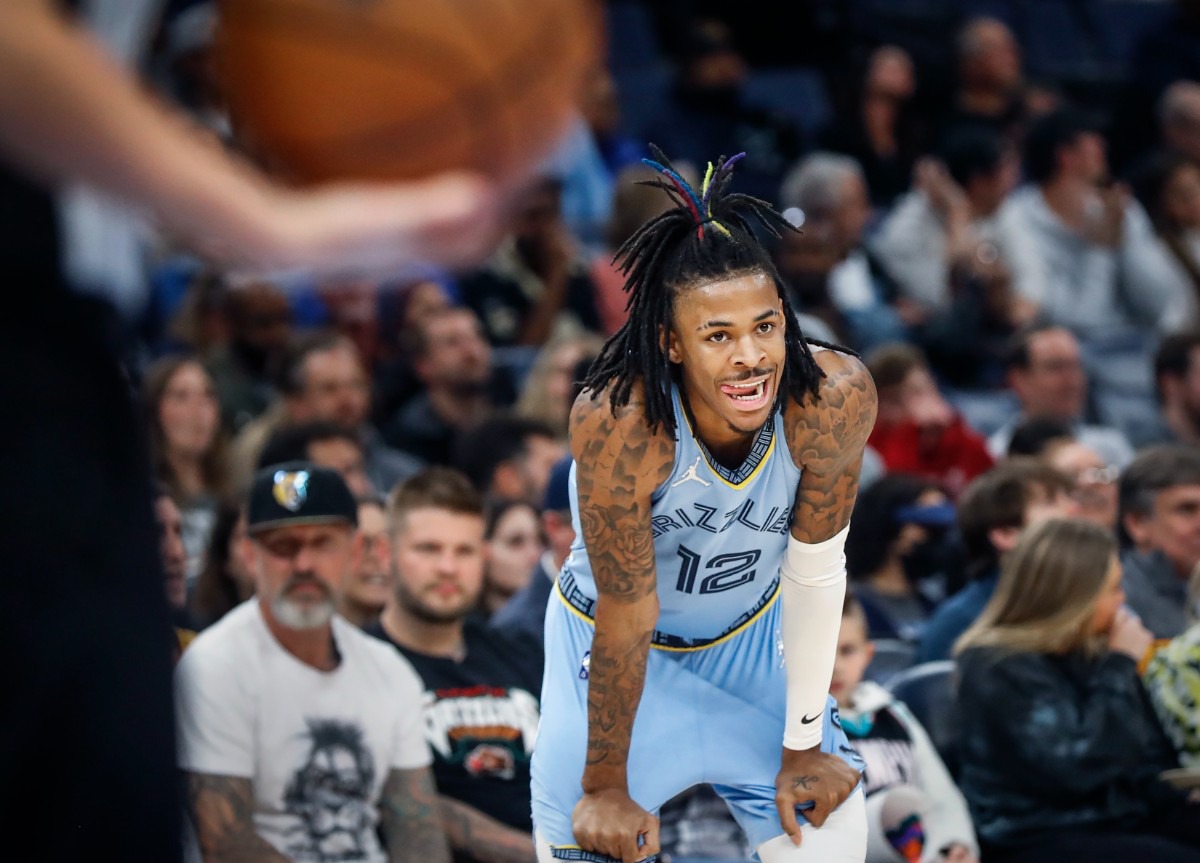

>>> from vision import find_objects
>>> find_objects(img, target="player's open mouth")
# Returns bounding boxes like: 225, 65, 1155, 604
720, 376, 771, 411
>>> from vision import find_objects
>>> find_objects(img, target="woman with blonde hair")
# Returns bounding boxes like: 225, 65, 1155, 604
514, 330, 604, 440
954, 518, 1200, 862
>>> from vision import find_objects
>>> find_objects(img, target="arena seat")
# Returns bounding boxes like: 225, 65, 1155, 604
886, 660, 961, 779
864, 638, 918, 686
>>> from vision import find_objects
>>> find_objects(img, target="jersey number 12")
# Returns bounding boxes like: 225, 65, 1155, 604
675, 546, 761, 595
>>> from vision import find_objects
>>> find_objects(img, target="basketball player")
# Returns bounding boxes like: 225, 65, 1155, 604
530, 149, 877, 863
0, 3, 498, 861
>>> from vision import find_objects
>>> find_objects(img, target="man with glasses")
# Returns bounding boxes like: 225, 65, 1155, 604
987, 322, 1135, 468
1006, 416, 1120, 532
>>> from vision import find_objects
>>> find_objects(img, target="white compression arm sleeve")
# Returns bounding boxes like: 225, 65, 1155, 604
780, 525, 849, 751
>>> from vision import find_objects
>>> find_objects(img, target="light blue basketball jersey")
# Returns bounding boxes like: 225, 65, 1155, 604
559, 383, 801, 644
534, 384, 864, 861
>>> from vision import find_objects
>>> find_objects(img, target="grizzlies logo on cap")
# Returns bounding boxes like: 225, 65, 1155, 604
272, 469, 310, 512
247, 461, 357, 533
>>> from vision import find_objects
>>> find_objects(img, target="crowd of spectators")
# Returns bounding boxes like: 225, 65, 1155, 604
102, 0, 1200, 860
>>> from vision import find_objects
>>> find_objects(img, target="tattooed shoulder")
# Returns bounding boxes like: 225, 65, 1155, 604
569, 381, 675, 492
568, 381, 674, 602
783, 353, 877, 542
783, 350, 877, 473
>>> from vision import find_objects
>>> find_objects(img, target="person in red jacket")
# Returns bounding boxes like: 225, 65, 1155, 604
866, 342, 994, 500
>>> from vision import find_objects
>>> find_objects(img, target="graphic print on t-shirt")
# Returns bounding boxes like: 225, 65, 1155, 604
282, 717, 378, 862
423, 685, 539, 780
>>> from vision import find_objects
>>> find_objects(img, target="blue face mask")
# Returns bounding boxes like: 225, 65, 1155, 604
839, 710, 875, 737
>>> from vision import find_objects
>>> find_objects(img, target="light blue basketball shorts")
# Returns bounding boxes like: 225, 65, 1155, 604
531, 583, 864, 862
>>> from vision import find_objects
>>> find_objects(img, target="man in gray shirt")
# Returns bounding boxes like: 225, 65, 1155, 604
997, 107, 1179, 344
1119, 445, 1200, 638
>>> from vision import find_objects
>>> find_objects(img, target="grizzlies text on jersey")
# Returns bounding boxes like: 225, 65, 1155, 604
557, 384, 800, 645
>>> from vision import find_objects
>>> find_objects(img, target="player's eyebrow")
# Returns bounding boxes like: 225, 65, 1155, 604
696, 308, 779, 331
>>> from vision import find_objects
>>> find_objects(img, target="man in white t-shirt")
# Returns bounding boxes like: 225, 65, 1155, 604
176, 461, 449, 863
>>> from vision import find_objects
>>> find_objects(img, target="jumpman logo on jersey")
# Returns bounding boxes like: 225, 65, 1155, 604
671, 456, 712, 488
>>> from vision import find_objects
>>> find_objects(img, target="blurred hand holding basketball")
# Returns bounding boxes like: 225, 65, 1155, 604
216, 0, 600, 190
0, 0, 600, 280
196, 168, 504, 277
207, 0, 600, 277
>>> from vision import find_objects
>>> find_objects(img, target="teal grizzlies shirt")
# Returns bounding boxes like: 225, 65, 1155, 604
558, 383, 801, 646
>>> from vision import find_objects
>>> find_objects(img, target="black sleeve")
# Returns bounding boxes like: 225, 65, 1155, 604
958, 650, 1180, 802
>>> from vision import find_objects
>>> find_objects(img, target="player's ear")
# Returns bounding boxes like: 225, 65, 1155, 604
661, 325, 681, 364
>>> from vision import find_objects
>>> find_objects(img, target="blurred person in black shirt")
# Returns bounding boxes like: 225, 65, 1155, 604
0, 2, 500, 860
643, 17, 806, 204
385, 307, 514, 465
370, 468, 543, 863
939, 17, 1028, 151
822, 45, 928, 209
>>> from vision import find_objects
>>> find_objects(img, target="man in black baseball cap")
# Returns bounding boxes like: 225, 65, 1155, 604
244, 460, 359, 633
177, 460, 451, 860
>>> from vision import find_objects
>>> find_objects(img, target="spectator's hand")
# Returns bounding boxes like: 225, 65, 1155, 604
1108, 606, 1154, 662
1006, 294, 1040, 329
218, 171, 504, 278
572, 788, 659, 863
892, 297, 929, 327
522, 218, 577, 284
775, 746, 860, 845
1087, 182, 1129, 249
915, 158, 969, 223
969, 257, 1037, 328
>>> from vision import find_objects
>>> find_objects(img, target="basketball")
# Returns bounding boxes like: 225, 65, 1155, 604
215, 0, 600, 187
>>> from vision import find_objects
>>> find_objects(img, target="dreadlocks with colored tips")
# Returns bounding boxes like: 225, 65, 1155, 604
582, 145, 847, 434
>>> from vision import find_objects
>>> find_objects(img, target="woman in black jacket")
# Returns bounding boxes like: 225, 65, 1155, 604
953, 518, 1200, 862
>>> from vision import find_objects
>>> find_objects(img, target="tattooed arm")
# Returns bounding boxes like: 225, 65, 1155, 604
784, 349, 878, 543
187, 773, 289, 863
438, 796, 535, 863
378, 767, 452, 863
773, 351, 877, 843
567, 385, 675, 863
